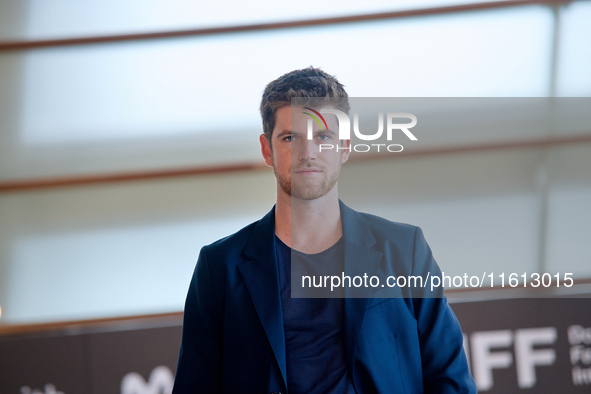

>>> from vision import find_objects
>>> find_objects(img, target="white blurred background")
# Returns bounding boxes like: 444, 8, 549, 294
0, 0, 590, 324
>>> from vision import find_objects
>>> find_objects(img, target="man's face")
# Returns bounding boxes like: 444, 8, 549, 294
260, 105, 350, 201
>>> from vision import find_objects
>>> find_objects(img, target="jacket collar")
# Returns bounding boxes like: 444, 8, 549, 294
239, 206, 287, 388
338, 200, 384, 378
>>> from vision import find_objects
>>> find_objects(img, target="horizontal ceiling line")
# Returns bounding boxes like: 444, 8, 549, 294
1, 132, 589, 193
0, 0, 571, 51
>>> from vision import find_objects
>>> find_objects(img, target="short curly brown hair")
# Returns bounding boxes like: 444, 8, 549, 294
259, 67, 349, 143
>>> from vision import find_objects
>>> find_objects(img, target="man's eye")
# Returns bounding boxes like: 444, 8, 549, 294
318, 134, 330, 140
283, 136, 294, 142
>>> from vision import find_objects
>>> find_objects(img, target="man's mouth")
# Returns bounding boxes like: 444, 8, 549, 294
294, 167, 321, 174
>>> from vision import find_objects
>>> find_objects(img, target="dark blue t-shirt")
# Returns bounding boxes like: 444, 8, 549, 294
275, 236, 355, 394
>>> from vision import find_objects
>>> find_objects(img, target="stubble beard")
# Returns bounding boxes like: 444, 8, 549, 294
274, 162, 340, 201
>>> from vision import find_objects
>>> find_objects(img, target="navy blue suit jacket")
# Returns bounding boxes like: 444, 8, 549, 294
173, 201, 477, 393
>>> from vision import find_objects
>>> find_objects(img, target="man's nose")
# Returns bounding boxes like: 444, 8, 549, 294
297, 138, 317, 161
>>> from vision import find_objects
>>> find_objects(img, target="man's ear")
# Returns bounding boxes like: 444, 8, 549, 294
260, 134, 273, 167
340, 138, 351, 164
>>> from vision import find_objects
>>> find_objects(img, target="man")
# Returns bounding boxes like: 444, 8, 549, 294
173, 67, 476, 393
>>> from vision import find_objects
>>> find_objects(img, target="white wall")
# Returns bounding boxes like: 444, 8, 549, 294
1, 1, 590, 324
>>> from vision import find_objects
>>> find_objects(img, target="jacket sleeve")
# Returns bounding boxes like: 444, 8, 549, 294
411, 227, 478, 394
173, 247, 223, 393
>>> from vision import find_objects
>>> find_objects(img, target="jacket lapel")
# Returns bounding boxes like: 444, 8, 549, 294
339, 201, 384, 376
238, 207, 288, 388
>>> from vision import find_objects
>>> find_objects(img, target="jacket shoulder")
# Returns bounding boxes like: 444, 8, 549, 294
200, 219, 258, 261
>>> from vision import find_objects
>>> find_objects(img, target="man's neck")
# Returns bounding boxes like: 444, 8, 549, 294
275, 186, 342, 254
